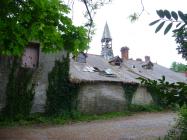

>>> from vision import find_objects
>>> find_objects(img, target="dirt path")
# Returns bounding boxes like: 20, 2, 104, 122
0, 112, 176, 140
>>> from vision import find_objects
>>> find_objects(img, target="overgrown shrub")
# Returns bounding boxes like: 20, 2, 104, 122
2, 59, 35, 118
45, 55, 79, 116
123, 84, 138, 105
138, 76, 187, 107
164, 105, 187, 140
128, 104, 163, 112
138, 76, 187, 139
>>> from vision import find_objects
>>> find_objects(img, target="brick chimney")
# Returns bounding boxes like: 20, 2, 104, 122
145, 56, 150, 62
136, 58, 142, 62
121, 47, 129, 60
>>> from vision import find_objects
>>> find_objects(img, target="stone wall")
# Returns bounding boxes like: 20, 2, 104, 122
0, 53, 154, 114
77, 84, 154, 114
31, 51, 66, 113
77, 83, 126, 114
131, 86, 153, 105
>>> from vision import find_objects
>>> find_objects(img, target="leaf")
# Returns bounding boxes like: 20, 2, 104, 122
155, 21, 165, 33
164, 10, 171, 19
156, 10, 165, 18
171, 11, 178, 20
162, 76, 165, 81
149, 19, 160, 26
176, 23, 181, 28
164, 23, 173, 35
173, 29, 179, 33
178, 24, 186, 30
178, 11, 187, 22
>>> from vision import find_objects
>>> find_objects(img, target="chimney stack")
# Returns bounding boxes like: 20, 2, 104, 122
136, 58, 142, 62
145, 56, 150, 62
121, 47, 129, 60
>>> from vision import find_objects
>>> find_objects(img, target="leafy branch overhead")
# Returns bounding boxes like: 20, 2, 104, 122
0, 0, 89, 56
150, 10, 187, 60
150, 10, 187, 34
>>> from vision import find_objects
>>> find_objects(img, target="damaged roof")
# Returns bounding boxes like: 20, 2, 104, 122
69, 54, 187, 84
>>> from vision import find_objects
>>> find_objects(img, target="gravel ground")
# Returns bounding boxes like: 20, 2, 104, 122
0, 112, 176, 140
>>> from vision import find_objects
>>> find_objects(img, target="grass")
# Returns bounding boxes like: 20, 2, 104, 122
128, 104, 164, 112
0, 104, 165, 127
0, 111, 131, 127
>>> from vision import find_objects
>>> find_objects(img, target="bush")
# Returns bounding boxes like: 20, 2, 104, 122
45, 55, 79, 116
165, 105, 187, 140
2, 59, 35, 118
138, 76, 187, 108
128, 104, 163, 112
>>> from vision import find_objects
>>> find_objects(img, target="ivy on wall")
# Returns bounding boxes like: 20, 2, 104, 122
138, 76, 187, 107
123, 83, 138, 105
3, 59, 35, 118
46, 55, 79, 116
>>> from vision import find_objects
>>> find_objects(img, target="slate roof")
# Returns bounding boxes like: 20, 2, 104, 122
69, 54, 187, 84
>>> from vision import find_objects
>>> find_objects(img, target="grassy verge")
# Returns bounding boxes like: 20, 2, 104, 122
0, 111, 131, 127
0, 104, 165, 127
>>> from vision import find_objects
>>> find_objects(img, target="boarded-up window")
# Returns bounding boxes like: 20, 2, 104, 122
21, 42, 39, 68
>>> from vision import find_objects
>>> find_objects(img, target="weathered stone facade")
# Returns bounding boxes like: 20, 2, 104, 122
132, 87, 153, 105
31, 51, 66, 113
0, 53, 155, 114
77, 83, 126, 114
77, 83, 154, 114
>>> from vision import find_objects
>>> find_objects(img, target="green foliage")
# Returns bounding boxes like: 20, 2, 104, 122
123, 84, 138, 105
2, 59, 35, 118
0, 111, 130, 127
128, 104, 163, 112
128, 13, 139, 23
137, 76, 187, 107
164, 22, 173, 35
170, 61, 187, 72
0, 0, 89, 56
46, 55, 79, 116
164, 105, 187, 140
155, 21, 165, 33
150, 10, 187, 33
150, 10, 187, 60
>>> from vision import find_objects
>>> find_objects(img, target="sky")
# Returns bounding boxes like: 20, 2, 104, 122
70, 0, 187, 68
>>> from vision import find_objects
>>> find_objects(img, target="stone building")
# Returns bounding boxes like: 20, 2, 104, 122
68, 23, 187, 114
0, 23, 187, 114
70, 49, 187, 114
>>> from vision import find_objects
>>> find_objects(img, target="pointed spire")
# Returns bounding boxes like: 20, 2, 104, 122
101, 22, 112, 42
101, 22, 113, 59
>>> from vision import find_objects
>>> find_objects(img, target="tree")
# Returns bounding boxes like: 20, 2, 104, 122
149, 10, 187, 60
0, 0, 89, 56
171, 61, 187, 72
67, 0, 112, 40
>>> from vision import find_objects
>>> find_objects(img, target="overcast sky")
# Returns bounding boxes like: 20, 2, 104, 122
71, 0, 187, 68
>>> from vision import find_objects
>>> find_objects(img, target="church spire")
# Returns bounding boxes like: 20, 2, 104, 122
101, 22, 112, 42
101, 22, 114, 60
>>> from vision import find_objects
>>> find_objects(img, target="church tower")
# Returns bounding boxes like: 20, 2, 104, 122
101, 22, 114, 60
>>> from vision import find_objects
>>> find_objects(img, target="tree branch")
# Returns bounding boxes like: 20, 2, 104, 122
82, 0, 93, 40
139, 0, 145, 16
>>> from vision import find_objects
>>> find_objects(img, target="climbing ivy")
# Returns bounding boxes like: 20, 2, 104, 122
46, 55, 80, 116
137, 76, 187, 107
123, 83, 138, 105
3, 59, 35, 118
